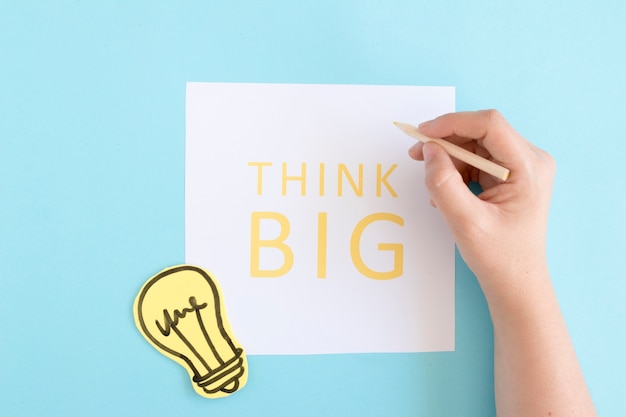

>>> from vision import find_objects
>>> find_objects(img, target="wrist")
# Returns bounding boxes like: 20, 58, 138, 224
477, 262, 555, 323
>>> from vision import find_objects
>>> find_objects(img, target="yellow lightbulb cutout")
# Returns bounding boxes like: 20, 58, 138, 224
133, 265, 248, 398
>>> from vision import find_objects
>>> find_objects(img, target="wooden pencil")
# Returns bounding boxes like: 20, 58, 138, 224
393, 121, 510, 181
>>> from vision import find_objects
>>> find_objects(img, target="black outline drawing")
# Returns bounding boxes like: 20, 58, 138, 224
135, 265, 247, 397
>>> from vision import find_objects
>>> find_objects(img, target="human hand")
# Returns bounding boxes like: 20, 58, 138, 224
408, 110, 556, 306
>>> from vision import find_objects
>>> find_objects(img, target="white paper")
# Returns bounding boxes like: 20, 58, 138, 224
186, 82, 455, 354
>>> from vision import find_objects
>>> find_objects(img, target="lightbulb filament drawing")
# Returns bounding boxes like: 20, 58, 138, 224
134, 265, 248, 398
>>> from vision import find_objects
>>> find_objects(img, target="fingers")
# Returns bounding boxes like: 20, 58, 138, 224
408, 141, 424, 160
422, 142, 480, 227
418, 110, 529, 169
409, 136, 475, 184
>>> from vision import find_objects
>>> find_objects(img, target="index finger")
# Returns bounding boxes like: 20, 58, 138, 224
417, 110, 530, 166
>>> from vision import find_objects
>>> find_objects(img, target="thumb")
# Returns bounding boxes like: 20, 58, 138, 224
422, 142, 478, 224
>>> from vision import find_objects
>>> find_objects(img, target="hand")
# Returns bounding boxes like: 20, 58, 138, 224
411, 110, 596, 417
408, 110, 556, 306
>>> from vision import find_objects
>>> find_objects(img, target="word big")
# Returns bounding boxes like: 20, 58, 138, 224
250, 211, 404, 280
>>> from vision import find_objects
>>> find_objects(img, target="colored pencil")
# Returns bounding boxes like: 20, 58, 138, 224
394, 121, 510, 181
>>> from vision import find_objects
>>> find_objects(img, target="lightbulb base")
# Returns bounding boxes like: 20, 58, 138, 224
194, 348, 246, 395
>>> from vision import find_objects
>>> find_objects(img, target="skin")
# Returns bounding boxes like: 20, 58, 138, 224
408, 110, 596, 417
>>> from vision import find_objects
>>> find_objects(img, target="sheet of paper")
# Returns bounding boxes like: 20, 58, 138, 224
186, 82, 455, 354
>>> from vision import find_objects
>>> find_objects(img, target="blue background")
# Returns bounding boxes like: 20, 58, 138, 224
1, 1, 624, 416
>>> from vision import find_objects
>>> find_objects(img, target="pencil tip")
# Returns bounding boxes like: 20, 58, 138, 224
393, 121, 408, 131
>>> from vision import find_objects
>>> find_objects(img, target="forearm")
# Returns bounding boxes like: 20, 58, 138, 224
485, 271, 596, 417
414, 110, 595, 415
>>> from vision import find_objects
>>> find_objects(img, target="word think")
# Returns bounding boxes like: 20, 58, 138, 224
247, 162, 398, 197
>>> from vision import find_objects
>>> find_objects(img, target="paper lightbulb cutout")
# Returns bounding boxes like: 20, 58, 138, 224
134, 265, 248, 398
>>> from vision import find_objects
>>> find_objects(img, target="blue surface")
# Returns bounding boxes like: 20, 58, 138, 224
1, 1, 624, 416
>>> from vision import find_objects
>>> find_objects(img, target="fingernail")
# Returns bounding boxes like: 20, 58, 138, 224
418, 120, 432, 130
408, 142, 422, 158
422, 142, 434, 162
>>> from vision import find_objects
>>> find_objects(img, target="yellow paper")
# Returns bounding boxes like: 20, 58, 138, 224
133, 265, 248, 398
